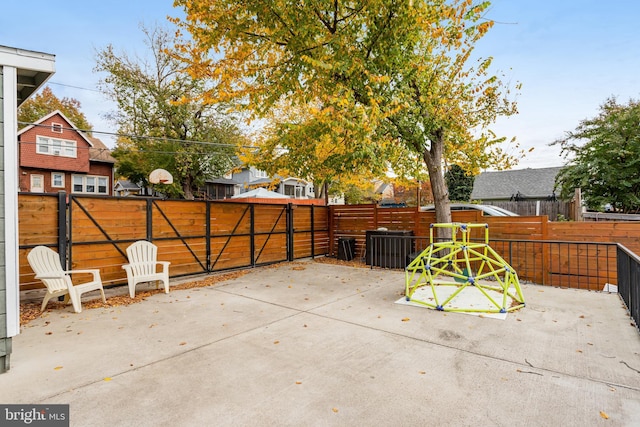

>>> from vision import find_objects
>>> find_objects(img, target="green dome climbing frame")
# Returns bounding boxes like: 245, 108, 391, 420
405, 223, 525, 314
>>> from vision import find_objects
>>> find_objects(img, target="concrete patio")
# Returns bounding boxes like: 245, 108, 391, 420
2, 260, 639, 426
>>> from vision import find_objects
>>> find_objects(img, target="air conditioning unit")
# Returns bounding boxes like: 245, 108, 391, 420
53, 150, 60, 156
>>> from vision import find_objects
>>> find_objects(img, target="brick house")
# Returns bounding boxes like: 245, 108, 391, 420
17, 110, 115, 195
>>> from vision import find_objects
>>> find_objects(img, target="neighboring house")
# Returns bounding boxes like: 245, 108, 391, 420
471, 167, 563, 202
17, 110, 115, 195
232, 166, 315, 199
281, 177, 312, 198
114, 179, 142, 197
374, 180, 394, 201
1, 44, 55, 373
328, 194, 345, 205
203, 176, 239, 200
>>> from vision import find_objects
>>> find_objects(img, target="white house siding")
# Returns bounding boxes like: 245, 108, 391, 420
0, 46, 55, 373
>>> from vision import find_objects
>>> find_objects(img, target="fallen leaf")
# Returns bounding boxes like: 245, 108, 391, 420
295, 381, 302, 385
19, 270, 248, 326
401, 318, 410, 322
104, 377, 112, 382
179, 342, 187, 346
419, 371, 426, 375
45, 332, 53, 335
274, 340, 280, 345
54, 366, 63, 371
599, 411, 609, 419
332, 408, 339, 413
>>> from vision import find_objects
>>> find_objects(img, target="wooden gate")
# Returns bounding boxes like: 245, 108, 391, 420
18, 193, 330, 290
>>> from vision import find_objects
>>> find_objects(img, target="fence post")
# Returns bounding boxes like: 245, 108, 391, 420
146, 198, 153, 241
328, 205, 335, 256
287, 203, 294, 262
58, 191, 67, 269
373, 204, 379, 229
206, 201, 211, 272
311, 205, 315, 259
250, 204, 255, 267
541, 216, 548, 285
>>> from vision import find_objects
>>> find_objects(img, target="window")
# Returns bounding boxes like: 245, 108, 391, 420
73, 175, 83, 192
254, 169, 267, 179
285, 185, 306, 198
98, 177, 107, 194
72, 175, 109, 195
37, 138, 49, 154
36, 136, 77, 158
51, 172, 65, 188
86, 177, 95, 193
51, 122, 63, 133
30, 175, 44, 192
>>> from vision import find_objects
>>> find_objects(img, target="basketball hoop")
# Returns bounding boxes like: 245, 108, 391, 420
149, 169, 173, 184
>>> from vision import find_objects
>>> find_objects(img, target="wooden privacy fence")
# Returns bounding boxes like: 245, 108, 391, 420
329, 204, 640, 290
19, 193, 330, 290
19, 198, 640, 292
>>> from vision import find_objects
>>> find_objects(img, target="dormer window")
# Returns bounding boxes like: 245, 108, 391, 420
37, 136, 77, 158
51, 122, 63, 133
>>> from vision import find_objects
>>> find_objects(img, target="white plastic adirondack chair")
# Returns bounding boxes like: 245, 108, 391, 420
27, 246, 106, 313
122, 241, 171, 298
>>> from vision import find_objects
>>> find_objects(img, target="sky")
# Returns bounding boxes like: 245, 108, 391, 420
2, 0, 639, 171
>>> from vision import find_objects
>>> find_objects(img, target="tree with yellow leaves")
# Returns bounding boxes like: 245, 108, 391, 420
172, 0, 520, 229
18, 87, 92, 133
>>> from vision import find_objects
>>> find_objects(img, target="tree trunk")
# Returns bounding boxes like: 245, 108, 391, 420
323, 181, 329, 205
423, 131, 452, 241
183, 177, 194, 200
315, 180, 330, 204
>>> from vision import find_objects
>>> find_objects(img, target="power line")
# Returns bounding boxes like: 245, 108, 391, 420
48, 81, 102, 93
16, 139, 239, 157
17, 121, 257, 150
